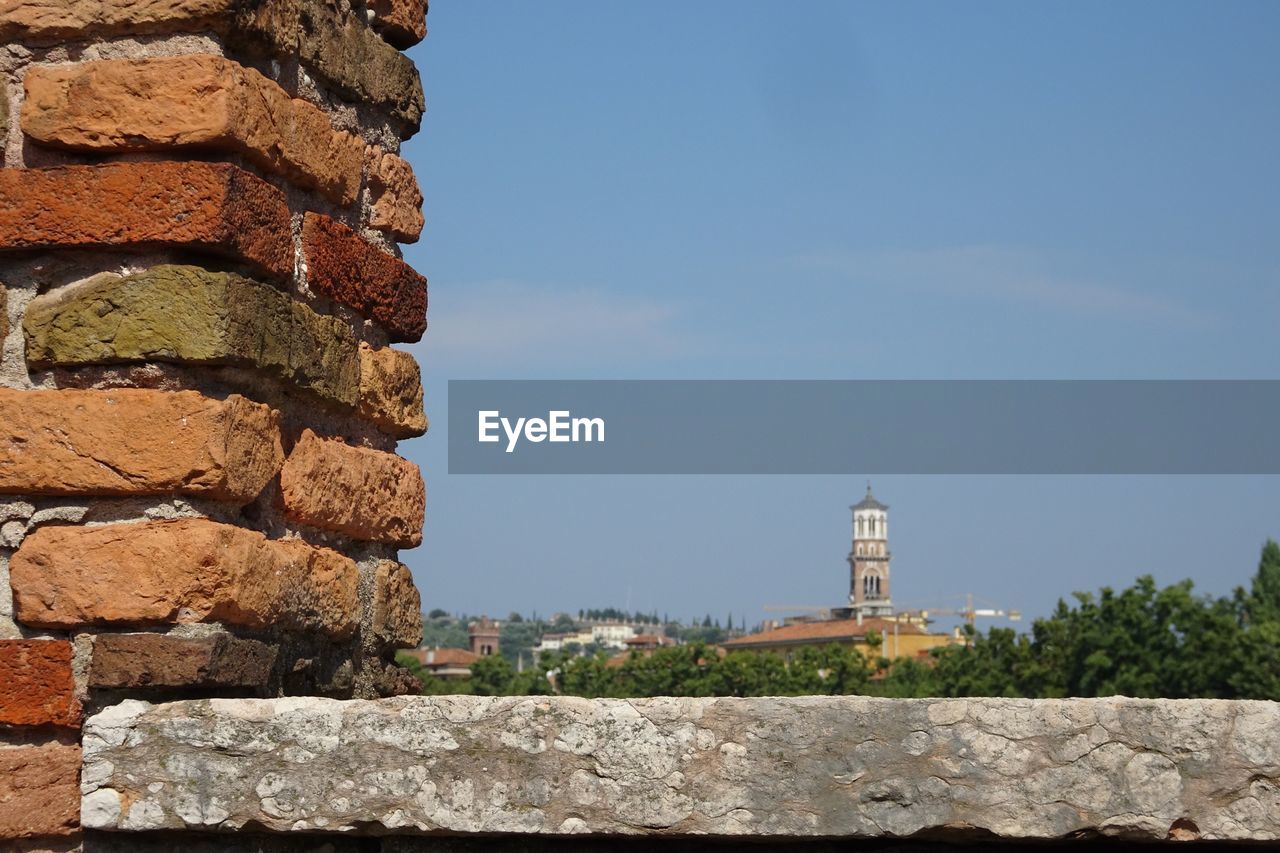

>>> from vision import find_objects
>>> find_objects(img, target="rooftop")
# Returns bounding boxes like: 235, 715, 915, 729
723, 616, 926, 649
851, 483, 888, 512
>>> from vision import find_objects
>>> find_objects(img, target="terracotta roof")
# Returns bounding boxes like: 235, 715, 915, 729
625, 634, 672, 646
722, 617, 927, 649
406, 648, 479, 667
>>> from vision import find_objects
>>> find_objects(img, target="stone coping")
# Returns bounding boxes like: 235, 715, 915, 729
80, 695, 1280, 842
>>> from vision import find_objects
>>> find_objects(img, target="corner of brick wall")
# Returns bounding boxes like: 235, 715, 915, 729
0, 0, 429, 845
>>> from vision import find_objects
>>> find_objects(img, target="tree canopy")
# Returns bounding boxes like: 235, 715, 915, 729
403, 540, 1280, 701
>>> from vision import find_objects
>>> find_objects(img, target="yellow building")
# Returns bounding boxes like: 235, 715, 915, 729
722, 616, 950, 662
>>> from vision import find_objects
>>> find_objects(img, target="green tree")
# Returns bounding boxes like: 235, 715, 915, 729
1246, 539, 1280, 624
469, 654, 514, 696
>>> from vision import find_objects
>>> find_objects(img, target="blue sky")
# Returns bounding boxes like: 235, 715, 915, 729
397, 2, 1280, 626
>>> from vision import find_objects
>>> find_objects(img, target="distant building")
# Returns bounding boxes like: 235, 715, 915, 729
536, 621, 640, 656
403, 647, 478, 680
607, 633, 679, 668
625, 634, 675, 651
722, 615, 946, 661
842, 483, 893, 619
732, 486, 951, 660
469, 616, 500, 657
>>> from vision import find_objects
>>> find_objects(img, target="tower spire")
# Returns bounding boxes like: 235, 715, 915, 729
847, 484, 893, 618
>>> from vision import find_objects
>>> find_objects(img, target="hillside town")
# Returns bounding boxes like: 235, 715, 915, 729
402, 487, 987, 687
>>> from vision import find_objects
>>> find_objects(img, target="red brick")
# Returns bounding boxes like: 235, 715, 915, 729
302, 213, 427, 342
0, 640, 81, 729
0, 743, 80, 838
0, 162, 293, 280
281, 429, 424, 547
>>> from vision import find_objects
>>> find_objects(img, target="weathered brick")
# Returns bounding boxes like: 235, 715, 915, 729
0, 0, 425, 131
368, 0, 427, 48
0, 743, 80, 838
12, 519, 359, 639
24, 55, 364, 205
0, 0, 226, 40
370, 561, 422, 650
0, 389, 282, 503
366, 146, 424, 242
0, 285, 7, 344
242, 0, 425, 130
358, 341, 427, 438
0, 85, 7, 161
281, 430, 424, 547
0, 162, 293, 280
0, 640, 81, 728
302, 213, 427, 342
25, 265, 361, 408
89, 633, 277, 689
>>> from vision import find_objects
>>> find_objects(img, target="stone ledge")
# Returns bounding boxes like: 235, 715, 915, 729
79, 695, 1280, 842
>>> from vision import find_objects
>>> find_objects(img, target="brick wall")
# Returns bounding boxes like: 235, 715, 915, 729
0, 1, 428, 846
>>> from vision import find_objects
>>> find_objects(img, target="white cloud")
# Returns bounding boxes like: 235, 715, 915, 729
414, 279, 692, 372
794, 245, 1212, 328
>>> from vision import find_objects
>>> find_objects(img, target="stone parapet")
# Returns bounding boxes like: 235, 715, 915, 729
79, 695, 1280, 843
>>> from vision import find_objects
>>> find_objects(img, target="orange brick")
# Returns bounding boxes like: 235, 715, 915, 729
371, 561, 422, 649
0, 162, 293, 280
358, 342, 427, 439
24, 55, 364, 205
369, 0, 427, 48
0, 0, 425, 131
366, 146, 424, 242
302, 213, 427, 342
281, 429, 424, 547
12, 519, 359, 639
0, 389, 283, 503
0, 641, 81, 729
0, 743, 80, 838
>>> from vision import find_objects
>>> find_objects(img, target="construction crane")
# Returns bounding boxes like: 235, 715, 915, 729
898, 593, 1020, 632
762, 605, 831, 624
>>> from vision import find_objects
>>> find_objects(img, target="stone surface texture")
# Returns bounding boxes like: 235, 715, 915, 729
88, 633, 278, 690
0, 640, 81, 728
11, 519, 359, 639
281, 429, 424, 547
367, 147, 425, 242
24, 55, 365, 205
368, 0, 428, 48
358, 342, 428, 438
79, 695, 1280, 842
302, 213, 428, 342
370, 561, 423, 650
24, 265, 362, 407
0, 162, 293, 279
0, 388, 283, 502
0, 742, 81, 838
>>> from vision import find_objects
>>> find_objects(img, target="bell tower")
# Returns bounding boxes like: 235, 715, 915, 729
848, 483, 893, 618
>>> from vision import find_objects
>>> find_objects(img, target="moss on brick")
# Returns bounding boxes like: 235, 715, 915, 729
24, 264, 361, 407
